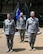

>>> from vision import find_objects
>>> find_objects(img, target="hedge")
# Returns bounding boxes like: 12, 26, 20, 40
0, 21, 3, 28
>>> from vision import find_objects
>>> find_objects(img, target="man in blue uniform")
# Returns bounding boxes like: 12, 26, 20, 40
3, 13, 15, 52
26, 11, 39, 50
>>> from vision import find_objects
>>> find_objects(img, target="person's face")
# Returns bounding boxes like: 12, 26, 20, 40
30, 11, 35, 18
20, 13, 23, 17
7, 14, 11, 20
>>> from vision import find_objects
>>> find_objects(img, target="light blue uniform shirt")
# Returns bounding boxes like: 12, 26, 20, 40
18, 16, 26, 29
26, 17, 39, 33
3, 19, 15, 35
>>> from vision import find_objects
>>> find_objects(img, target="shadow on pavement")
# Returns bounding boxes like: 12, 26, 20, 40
24, 41, 28, 43
13, 48, 26, 52
35, 47, 43, 50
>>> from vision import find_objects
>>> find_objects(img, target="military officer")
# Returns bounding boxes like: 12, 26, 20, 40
3, 13, 15, 52
18, 12, 26, 42
26, 11, 39, 50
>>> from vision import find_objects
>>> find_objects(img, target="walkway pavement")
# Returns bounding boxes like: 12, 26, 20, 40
0, 28, 43, 54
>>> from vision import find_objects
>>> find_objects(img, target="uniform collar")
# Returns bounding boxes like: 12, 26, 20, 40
30, 17, 35, 20
7, 19, 12, 22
